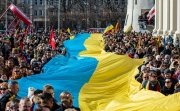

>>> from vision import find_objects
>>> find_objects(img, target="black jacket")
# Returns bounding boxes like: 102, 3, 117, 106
161, 86, 174, 96
0, 91, 16, 111
55, 104, 80, 111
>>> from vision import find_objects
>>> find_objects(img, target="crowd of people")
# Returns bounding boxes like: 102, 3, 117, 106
104, 31, 180, 95
0, 81, 80, 111
0, 28, 180, 110
0, 29, 81, 111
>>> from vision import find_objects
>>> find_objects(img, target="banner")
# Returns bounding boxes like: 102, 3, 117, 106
49, 30, 56, 50
9, 4, 32, 25
17, 33, 180, 111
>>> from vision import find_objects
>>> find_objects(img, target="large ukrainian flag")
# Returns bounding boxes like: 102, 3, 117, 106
17, 33, 180, 111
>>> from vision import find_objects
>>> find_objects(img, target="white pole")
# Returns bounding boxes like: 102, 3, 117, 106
30, 0, 33, 22
58, 0, 60, 32
45, 0, 47, 33
5, 0, 8, 32
86, 0, 88, 29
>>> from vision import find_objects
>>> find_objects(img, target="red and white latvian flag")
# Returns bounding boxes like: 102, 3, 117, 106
147, 6, 155, 21
49, 30, 56, 50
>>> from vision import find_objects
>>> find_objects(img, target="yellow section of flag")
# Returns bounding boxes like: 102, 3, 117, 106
103, 25, 114, 34
79, 33, 180, 111
70, 35, 75, 40
67, 28, 71, 35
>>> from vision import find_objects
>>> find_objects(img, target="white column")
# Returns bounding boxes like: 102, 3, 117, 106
174, 0, 180, 47
163, 0, 170, 35
153, 0, 159, 35
169, 0, 177, 35
157, 0, 163, 35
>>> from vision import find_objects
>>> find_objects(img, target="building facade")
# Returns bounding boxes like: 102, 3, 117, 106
153, 0, 180, 45
123, 0, 154, 33
18, 0, 127, 31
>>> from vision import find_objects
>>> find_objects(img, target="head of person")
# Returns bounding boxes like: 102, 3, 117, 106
1, 74, 8, 82
148, 70, 158, 82
34, 106, 50, 111
0, 82, 8, 95
19, 60, 27, 68
12, 66, 22, 79
6, 59, 14, 68
142, 71, 149, 81
39, 92, 54, 110
12, 48, 19, 57
6, 99, 20, 111
64, 108, 78, 111
164, 54, 170, 60
8, 80, 19, 95
156, 55, 161, 61
19, 97, 32, 111
164, 79, 173, 88
32, 61, 41, 74
32, 89, 43, 104
45, 50, 51, 59
164, 69, 172, 79
43, 84, 54, 97
60, 91, 73, 108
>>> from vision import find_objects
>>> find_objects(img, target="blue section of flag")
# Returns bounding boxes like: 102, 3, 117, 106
64, 33, 90, 56
17, 33, 98, 107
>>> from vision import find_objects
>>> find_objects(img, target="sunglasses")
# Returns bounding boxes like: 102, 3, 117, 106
0, 88, 7, 90
165, 81, 171, 83
143, 77, 148, 79
14, 70, 20, 72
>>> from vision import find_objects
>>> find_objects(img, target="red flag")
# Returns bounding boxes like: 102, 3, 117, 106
147, 6, 155, 21
49, 30, 56, 50
9, 4, 32, 25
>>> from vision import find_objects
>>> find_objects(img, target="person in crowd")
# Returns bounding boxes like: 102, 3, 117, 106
163, 69, 178, 86
4, 59, 15, 79
173, 64, 180, 80
174, 76, 180, 93
0, 80, 19, 111
162, 45, 172, 55
19, 97, 32, 111
43, 84, 59, 111
55, 91, 80, 111
38, 92, 58, 111
43, 84, 55, 97
142, 70, 161, 92
161, 79, 175, 96
136, 70, 149, 83
0, 74, 8, 82
5, 98, 19, 111
0, 82, 8, 99
30, 89, 43, 111
10, 66, 23, 80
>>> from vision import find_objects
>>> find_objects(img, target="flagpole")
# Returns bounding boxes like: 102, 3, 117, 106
131, 0, 134, 29
5, 0, 8, 32
45, 0, 47, 33
58, 0, 60, 33
0, 3, 10, 27
7, 17, 16, 29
